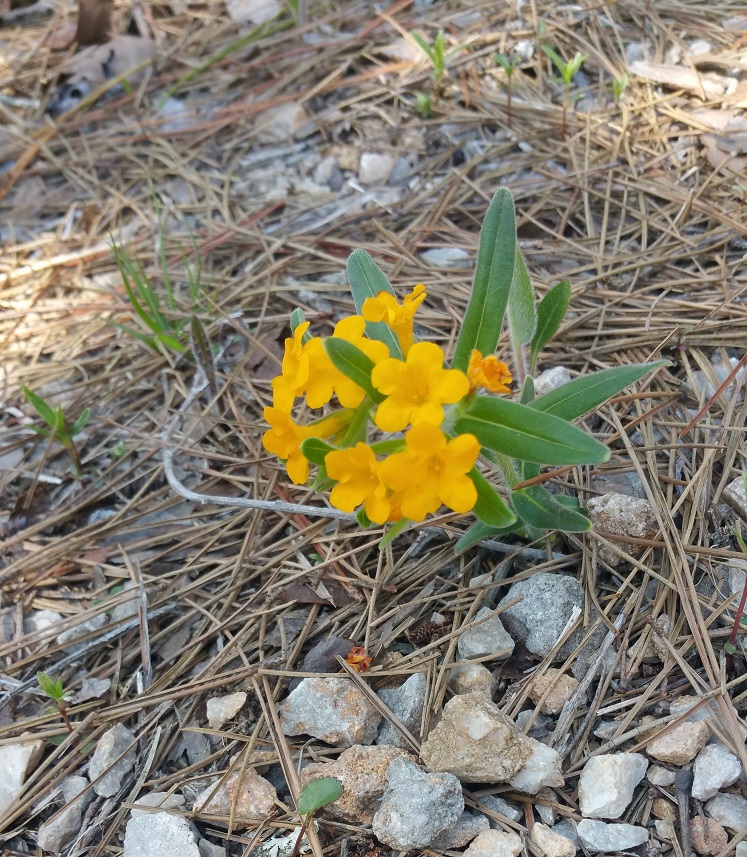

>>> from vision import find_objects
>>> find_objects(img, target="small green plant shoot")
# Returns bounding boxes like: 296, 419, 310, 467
23, 386, 89, 477
410, 29, 466, 116
493, 52, 518, 127
541, 45, 586, 135
292, 777, 343, 857
612, 72, 628, 104
262, 187, 665, 554
38, 671, 74, 735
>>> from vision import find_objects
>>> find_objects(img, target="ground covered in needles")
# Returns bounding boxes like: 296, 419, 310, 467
1, 1, 747, 856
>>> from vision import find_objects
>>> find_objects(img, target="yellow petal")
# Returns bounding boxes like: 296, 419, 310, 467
371, 357, 406, 394
374, 397, 410, 432
286, 450, 309, 484
435, 369, 470, 403
439, 474, 477, 513
330, 482, 363, 512
446, 433, 481, 471
364, 493, 390, 525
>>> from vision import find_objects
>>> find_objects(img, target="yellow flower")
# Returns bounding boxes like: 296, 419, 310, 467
468, 350, 513, 394
304, 315, 389, 409
362, 284, 426, 355
379, 424, 480, 521
262, 408, 350, 484
272, 322, 311, 412
326, 442, 390, 524
371, 341, 470, 432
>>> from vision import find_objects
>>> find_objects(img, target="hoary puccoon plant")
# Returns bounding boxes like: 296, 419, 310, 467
263, 189, 664, 553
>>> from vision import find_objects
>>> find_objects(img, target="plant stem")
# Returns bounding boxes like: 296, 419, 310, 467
729, 574, 747, 649
291, 819, 308, 857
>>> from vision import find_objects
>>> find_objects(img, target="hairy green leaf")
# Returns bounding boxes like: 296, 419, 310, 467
346, 250, 402, 357
530, 280, 570, 372
323, 338, 384, 403
507, 250, 536, 348
530, 361, 667, 421
453, 188, 517, 370
455, 396, 610, 465
300, 438, 336, 466
469, 468, 517, 528
512, 486, 591, 532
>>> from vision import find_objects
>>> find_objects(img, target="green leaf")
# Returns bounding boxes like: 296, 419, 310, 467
323, 338, 384, 403
455, 396, 609, 465
346, 250, 402, 358
53, 407, 66, 435
411, 31, 435, 63
453, 188, 517, 371
297, 777, 343, 816
290, 307, 311, 343
380, 517, 411, 549
530, 361, 667, 421
37, 671, 64, 700
23, 386, 58, 429
530, 280, 570, 372
300, 438, 336, 466
507, 250, 536, 349
520, 377, 535, 405
469, 468, 517, 528
512, 485, 591, 532
70, 408, 91, 436
454, 521, 517, 555
356, 507, 373, 529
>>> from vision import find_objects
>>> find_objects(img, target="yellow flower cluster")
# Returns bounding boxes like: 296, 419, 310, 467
262, 285, 512, 524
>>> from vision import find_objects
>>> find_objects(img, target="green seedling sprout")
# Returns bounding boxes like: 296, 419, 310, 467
540, 45, 586, 136
724, 523, 747, 657
292, 777, 342, 857
612, 72, 628, 105
416, 91, 433, 118
22, 386, 89, 477
410, 29, 466, 115
493, 52, 518, 128
37, 671, 74, 735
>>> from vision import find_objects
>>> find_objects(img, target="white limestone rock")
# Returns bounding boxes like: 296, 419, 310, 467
692, 743, 742, 800
578, 753, 648, 819
206, 692, 247, 731
577, 819, 648, 853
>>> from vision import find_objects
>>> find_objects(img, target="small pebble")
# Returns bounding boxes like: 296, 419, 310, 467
528, 668, 579, 715
577, 819, 648, 853
692, 743, 742, 800
206, 692, 247, 731
705, 792, 747, 831
89, 724, 137, 797
463, 829, 523, 857
578, 753, 648, 819
530, 823, 577, 857
690, 816, 728, 856
646, 720, 710, 764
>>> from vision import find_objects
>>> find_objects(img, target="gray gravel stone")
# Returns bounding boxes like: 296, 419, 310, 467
578, 753, 648, 819
37, 776, 92, 854
0, 739, 43, 816
464, 829, 523, 857
124, 813, 200, 857
457, 608, 515, 661
692, 744, 742, 800
372, 757, 463, 850
280, 677, 381, 746
498, 573, 588, 661
576, 819, 648, 852
376, 673, 426, 748
534, 366, 572, 396
705, 792, 747, 831
429, 811, 489, 849
88, 724, 137, 797
480, 794, 522, 824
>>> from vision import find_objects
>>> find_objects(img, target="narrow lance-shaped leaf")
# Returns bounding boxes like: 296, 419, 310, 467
507, 249, 536, 351
469, 468, 517, 529
453, 188, 517, 371
290, 307, 311, 344
454, 396, 609, 466
530, 361, 668, 421
70, 408, 91, 437
22, 386, 58, 428
323, 338, 385, 403
511, 485, 591, 532
530, 280, 570, 373
346, 250, 402, 358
